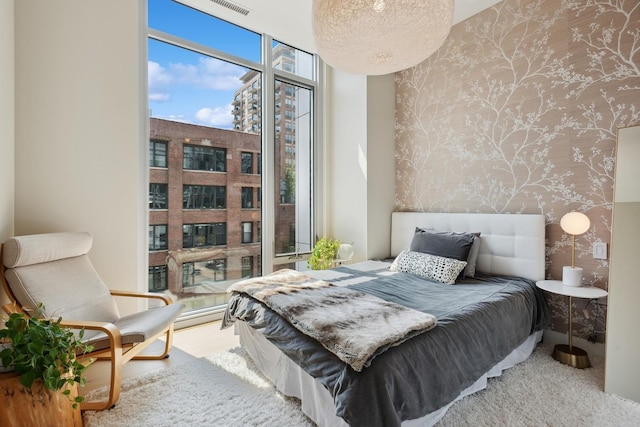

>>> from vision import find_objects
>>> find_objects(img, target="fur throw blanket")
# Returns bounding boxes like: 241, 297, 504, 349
228, 269, 437, 372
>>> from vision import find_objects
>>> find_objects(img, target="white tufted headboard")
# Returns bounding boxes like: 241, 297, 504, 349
391, 212, 546, 282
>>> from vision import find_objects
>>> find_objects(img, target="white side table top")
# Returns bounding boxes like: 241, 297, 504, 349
536, 280, 608, 299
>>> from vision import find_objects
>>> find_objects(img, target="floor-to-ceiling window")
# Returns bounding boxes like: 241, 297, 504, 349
147, 0, 318, 323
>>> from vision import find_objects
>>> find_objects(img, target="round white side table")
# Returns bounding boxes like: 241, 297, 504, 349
536, 280, 608, 369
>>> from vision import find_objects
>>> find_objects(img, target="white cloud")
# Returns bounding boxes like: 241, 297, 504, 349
148, 61, 173, 89
170, 57, 245, 90
147, 57, 245, 124
149, 93, 170, 102
148, 61, 174, 103
196, 104, 234, 128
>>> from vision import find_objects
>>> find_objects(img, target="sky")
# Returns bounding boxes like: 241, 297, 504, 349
147, 0, 261, 129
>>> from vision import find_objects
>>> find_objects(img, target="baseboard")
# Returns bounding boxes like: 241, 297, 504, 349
541, 328, 605, 358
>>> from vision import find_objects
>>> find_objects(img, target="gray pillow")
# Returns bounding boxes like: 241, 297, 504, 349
410, 228, 480, 278
465, 235, 481, 278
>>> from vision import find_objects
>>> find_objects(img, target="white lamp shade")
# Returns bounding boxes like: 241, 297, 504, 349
337, 243, 355, 261
560, 212, 590, 235
312, 0, 454, 75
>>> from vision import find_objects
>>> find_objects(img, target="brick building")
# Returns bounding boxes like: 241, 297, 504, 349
148, 117, 263, 307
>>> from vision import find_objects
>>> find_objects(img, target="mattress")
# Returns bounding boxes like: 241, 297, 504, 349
223, 260, 550, 426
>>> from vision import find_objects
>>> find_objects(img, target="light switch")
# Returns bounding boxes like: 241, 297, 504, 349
593, 242, 607, 260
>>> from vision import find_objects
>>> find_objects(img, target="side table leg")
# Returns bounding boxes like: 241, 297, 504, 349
552, 295, 591, 368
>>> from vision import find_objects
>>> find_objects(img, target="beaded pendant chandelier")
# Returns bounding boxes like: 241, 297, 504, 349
312, 0, 455, 75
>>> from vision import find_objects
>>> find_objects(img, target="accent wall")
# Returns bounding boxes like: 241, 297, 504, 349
395, 0, 640, 339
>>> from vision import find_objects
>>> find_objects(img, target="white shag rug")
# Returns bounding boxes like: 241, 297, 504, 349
83, 344, 640, 427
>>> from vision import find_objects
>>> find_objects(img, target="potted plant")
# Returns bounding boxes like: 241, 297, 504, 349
308, 237, 341, 270
0, 304, 93, 426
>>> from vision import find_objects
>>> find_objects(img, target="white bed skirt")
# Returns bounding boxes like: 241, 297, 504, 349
237, 321, 543, 427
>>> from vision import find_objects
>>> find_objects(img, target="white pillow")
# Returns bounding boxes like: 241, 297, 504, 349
390, 250, 467, 285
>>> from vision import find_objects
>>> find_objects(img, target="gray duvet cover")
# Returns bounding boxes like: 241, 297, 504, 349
222, 261, 550, 427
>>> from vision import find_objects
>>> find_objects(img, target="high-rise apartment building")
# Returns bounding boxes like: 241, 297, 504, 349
232, 44, 299, 255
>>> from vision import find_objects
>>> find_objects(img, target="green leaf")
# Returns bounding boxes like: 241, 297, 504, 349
0, 305, 93, 406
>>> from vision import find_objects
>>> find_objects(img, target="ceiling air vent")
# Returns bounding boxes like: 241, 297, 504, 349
209, 0, 250, 16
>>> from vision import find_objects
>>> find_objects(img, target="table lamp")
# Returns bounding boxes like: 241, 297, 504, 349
560, 212, 590, 287
337, 243, 355, 262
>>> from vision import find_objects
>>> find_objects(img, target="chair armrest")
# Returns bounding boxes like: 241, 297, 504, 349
59, 319, 123, 353
109, 290, 173, 305
2, 303, 26, 316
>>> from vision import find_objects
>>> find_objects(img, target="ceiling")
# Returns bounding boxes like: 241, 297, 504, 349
176, 0, 502, 53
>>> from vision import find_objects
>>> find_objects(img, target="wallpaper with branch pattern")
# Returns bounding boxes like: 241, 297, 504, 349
395, 0, 639, 340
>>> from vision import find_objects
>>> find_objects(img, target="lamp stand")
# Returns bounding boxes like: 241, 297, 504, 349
552, 295, 591, 368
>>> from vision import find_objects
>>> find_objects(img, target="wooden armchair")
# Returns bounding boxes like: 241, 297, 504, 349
0, 232, 185, 411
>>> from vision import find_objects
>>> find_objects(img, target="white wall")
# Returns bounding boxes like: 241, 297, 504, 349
0, 0, 14, 244
0, 0, 15, 312
328, 69, 368, 259
14, 0, 147, 315
327, 69, 395, 261
366, 75, 396, 259
605, 125, 640, 403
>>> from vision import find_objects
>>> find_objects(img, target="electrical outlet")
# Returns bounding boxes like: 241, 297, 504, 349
593, 242, 607, 260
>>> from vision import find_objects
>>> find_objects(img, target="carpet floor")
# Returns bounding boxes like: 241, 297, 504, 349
83, 344, 640, 427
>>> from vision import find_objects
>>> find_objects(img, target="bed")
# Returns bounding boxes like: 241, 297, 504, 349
223, 212, 550, 426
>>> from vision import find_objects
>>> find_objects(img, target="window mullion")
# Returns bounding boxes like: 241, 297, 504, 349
261, 34, 276, 274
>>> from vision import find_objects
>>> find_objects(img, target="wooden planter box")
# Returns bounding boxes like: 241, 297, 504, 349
0, 371, 83, 427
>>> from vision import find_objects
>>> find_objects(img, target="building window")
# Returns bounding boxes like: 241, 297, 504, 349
273, 76, 314, 258
241, 187, 253, 208
242, 256, 253, 278
149, 225, 167, 251
241, 152, 253, 174
183, 145, 226, 172
148, 0, 318, 318
242, 222, 253, 244
183, 185, 226, 209
183, 223, 226, 248
148, 265, 168, 291
149, 183, 168, 209
150, 140, 167, 168
182, 262, 198, 287
207, 259, 227, 281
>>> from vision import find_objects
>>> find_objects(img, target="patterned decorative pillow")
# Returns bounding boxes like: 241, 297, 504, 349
390, 250, 467, 285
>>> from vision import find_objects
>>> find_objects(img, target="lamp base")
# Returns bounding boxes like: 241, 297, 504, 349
552, 344, 591, 369
562, 266, 583, 287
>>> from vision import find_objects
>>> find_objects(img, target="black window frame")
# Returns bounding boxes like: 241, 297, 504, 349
183, 222, 227, 248
149, 224, 168, 251
183, 145, 226, 172
150, 139, 167, 168
241, 221, 253, 244
241, 152, 253, 174
183, 185, 226, 209
148, 265, 168, 291
149, 183, 168, 209
241, 187, 253, 208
